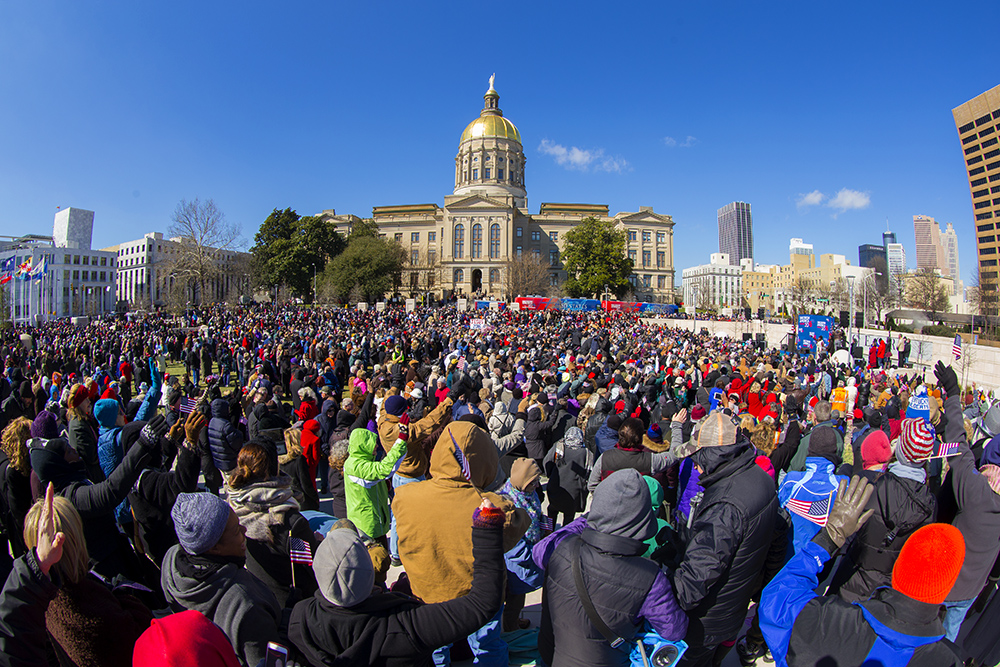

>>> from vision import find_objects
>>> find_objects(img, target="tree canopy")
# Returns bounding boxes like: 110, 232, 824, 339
560, 217, 633, 298
907, 268, 950, 313
250, 208, 345, 300
322, 235, 406, 304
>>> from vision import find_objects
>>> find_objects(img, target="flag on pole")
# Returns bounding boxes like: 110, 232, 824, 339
953, 334, 962, 361
786, 493, 832, 527
289, 537, 313, 566
448, 429, 473, 483
14, 258, 31, 280
29, 259, 46, 282
937, 441, 961, 458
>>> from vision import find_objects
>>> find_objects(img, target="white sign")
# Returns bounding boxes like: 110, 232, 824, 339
510, 302, 521, 312
405, 299, 416, 312
490, 301, 501, 311
470, 318, 486, 330
457, 298, 468, 311
376, 301, 386, 312
356, 302, 368, 312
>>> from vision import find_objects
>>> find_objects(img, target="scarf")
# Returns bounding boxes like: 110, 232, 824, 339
226, 475, 300, 542
501, 479, 543, 544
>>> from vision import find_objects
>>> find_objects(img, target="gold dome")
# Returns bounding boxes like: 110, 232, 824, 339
460, 115, 522, 144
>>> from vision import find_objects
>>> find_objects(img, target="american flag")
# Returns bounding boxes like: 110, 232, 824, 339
937, 441, 961, 457
540, 516, 555, 534
457, 356, 467, 370
953, 334, 963, 361
448, 430, 473, 483
180, 398, 198, 414
786, 494, 832, 527
289, 537, 313, 566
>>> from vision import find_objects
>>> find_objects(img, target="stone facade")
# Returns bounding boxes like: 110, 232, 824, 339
327, 78, 676, 302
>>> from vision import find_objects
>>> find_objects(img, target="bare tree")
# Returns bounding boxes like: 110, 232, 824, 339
167, 199, 241, 306
503, 254, 549, 299
907, 268, 950, 314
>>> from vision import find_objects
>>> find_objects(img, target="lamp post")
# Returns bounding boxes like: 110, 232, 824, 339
312, 264, 317, 304
846, 275, 855, 344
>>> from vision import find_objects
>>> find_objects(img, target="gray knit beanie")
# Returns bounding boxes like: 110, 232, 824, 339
314, 528, 375, 607
171, 492, 232, 555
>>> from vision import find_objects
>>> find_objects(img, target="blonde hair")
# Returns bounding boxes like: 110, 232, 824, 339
1, 417, 31, 477
23, 495, 89, 585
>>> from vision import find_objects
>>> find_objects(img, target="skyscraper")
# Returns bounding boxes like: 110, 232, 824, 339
941, 222, 960, 294
717, 202, 753, 266
913, 215, 946, 271
859, 243, 887, 270
887, 243, 906, 278
883, 229, 896, 249
952, 84, 1000, 314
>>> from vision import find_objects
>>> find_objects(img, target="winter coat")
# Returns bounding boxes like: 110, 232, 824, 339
828, 466, 936, 603
344, 429, 405, 540
537, 470, 688, 667
376, 395, 452, 479
208, 398, 244, 473
67, 417, 104, 483
787, 423, 844, 472
128, 443, 202, 565
161, 546, 282, 667
761, 537, 961, 667
0, 549, 60, 667
672, 442, 778, 648
543, 434, 593, 515
524, 405, 558, 461
0, 452, 31, 558
288, 521, 506, 667
593, 417, 619, 455
942, 394, 1000, 602
777, 457, 847, 556
45, 574, 153, 667
393, 421, 530, 604
226, 474, 319, 607
587, 446, 673, 492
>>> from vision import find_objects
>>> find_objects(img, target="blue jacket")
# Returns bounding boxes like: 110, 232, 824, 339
96, 387, 159, 526
777, 457, 846, 556
761, 538, 960, 667
593, 418, 619, 455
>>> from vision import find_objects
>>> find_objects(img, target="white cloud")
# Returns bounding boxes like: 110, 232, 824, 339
538, 139, 629, 173
827, 188, 871, 212
664, 135, 698, 148
796, 190, 826, 209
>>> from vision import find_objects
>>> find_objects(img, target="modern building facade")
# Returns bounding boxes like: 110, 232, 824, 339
883, 230, 897, 249
337, 78, 676, 302
953, 84, 1000, 313
913, 215, 946, 271
682, 253, 742, 311
859, 243, 887, 270
102, 233, 251, 308
1, 208, 117, 322
887, 243, 907, 278
717, 202, 753, 266
941, 222, 961, 295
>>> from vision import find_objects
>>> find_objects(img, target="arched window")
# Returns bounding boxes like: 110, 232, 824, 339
453, 224, 464, 259
472, 223, 482, 259
489, 268, 500, 284
454, 269, 465, 284
489, 223, 500, 259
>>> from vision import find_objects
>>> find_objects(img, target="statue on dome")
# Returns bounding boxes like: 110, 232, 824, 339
488, 73, 495, 91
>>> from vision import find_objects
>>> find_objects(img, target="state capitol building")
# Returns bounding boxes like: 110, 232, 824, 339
320, 77, 676, 303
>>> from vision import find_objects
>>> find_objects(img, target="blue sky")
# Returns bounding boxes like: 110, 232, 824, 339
1, 1, 996, 283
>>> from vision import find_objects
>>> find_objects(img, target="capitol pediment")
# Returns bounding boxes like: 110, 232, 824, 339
445, 194, 513, 210
616, 210, 675, 227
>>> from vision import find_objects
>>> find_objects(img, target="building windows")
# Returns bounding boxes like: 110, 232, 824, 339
453, 224, 465, 259
982, 259, 998, 267
489, 224, 500, 259
642, 231, 651, 243
628, 230, 637, 242
656, 251, 665, 268
471, 223, 482, 259
63, 270, 70, 280
72, 270, 79, 280
73, 255, 80, 265
516, 227, 522, 238
965, 133, 980, 144
410, 273, 419, 289
628, 250, 637, 262
973, 177, 989, 186
977, 212, 994, 220
966, 145, 981, 155
550, 274, 558, 287
515, 245, 522, 258
498, 169, 504, 180
984, 137, 999, 148
411, 249, 420, 265
980, 247, 997, 255
473, 169, 479, 179
979, 223, 996, 232
428, 271, 435, 287
549, 231, 558, 242
642, 250, 651, 267
531, 230, 540, 242
960, 121, 976, 134
428, 231, 436, 243
411, 232, 420, 243
454, 269, 464, 283
657, 275, 666, 288
550, 250, 559, 266
971, 166, 986, 176
484, 169, 491, 179
968, 155, 984, 165
982, 127, 997, 137
977, 113, 993, 127
976, 201, 992, 209
532, 248, 540, 259
975, 188, 989, 198
489, 268, 499, 284
82, 256, 89, 265
643, 275, 651, 288
656, 231, 665, 243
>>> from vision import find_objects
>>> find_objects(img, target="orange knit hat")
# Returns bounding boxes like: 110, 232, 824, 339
891, 523, 965, 604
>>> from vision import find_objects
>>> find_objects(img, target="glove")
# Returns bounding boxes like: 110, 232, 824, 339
139, 414, 169, 451
934, 361, 960, 400
472, 498, 505, 529
399, 412, 410, 426
397, 422, 409, 441
184, 411, 207, 445
823, 476, 875, 550
149, 357, 162, 392
168, 418, 185, 443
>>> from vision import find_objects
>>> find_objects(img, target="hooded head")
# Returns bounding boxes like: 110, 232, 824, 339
314, 527, 375, 607
429, 420, 498, 489
563, 426, 584, 449
509, 458, 541, 492
587, 469, 655, 543
93, 398, 122, 430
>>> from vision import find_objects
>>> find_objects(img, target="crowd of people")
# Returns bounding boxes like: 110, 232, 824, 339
0, 302, 997, 667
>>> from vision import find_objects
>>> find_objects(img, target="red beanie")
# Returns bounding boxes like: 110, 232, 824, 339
614, 400, 625, 414
88, 382, 100, 402
100, 386, 117, 401
68, 385, 89, 409
892, 524, 965, 604
691, 404, 707, 420
860, 430, 892, 469
132, 610, 241, 667
755, 455, 776, 480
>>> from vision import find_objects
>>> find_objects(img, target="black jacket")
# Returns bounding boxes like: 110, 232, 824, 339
128, 443, 202, 566
524, 405, 557, 461
288, 524, 504, 667
208, 399, 244, 473
672, 442, 778, 647
828, 468, 936, 603
67, 417, 105, 483
0, 453, 31, 558
0, 549, 60, 667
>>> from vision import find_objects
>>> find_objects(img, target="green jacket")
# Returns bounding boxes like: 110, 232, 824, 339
343, 428, 405, 539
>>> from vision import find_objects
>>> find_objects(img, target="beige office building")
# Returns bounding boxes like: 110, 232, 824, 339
952, 84, 1000, 313
912, 215, 946, 272
332, 78, 676, 302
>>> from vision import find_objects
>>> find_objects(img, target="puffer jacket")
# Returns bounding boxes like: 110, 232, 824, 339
593, 416, 619, 456
523, 405, 557, 461
672, 442, 778, 648
344, 429, 405, 540
208, 398, 244, 473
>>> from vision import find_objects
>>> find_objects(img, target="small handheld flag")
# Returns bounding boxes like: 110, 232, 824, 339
938, 441, 961, 458
289, 537, 313, 566
786, 493, 832, 527
449, 430, 473, 482
953, 335, 963, 361
179, 398, 198, 414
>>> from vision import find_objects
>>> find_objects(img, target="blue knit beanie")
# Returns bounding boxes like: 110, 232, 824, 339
171, 492, 232, 555
384, 395, 407, 416
93, 398, 120, 430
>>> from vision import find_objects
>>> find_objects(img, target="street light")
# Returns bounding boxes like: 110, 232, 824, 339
312, 264, 317, 304
846, 275, 855, 344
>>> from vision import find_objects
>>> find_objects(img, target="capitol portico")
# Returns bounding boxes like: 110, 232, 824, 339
321, 76, 676, 302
